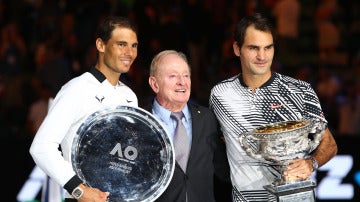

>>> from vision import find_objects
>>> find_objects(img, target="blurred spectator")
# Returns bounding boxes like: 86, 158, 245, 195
272, 0, 301, 70
217, 1, 242, 83
316, 66, 341, 132
315, 0, 343, 65
294, 64, 315, 87
0, 21, 27, 75
337, 56, 360, 136
26, 78, 53, 138
337, 79, 360, 135
33, 40, 73, 96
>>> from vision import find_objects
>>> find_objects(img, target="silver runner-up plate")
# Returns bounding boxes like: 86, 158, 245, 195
71, 105, 175, 202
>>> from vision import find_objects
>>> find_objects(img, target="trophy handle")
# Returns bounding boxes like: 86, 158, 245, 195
308, 118, 326, 153
239, 134, 264, 160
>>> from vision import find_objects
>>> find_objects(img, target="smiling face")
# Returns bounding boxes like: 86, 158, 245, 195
233, 25, 274, 86
149, 52, 191, 111
104, 27, 138, 72
96, 27, 138, 84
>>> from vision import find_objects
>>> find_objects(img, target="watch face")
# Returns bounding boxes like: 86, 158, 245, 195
71, 106, 175, 202
73, 188, 83, 198
313, 159, 318, 170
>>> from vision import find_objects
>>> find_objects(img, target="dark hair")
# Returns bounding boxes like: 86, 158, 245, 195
96, 16, 138, 43
233, 13, 276, 48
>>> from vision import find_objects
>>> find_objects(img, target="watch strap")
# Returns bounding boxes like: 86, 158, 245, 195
308, 156, 319, 171
64, 175, 83, 195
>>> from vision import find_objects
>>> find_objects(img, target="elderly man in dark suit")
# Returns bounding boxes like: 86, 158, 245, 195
142, 50, 231, 202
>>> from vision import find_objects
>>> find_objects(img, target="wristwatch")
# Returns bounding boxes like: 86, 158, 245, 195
71, 185, 84, 199
308, 156, 319, 171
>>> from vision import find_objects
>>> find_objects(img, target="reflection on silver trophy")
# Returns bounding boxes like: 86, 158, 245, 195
72, 106, 175, 202
240, 118, 326, 202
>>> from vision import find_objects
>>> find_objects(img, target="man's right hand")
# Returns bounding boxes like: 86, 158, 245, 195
77, 184, 110, 202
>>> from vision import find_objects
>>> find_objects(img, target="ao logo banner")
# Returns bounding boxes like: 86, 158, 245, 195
315, 137, 360, 201
315, 155, 356, 200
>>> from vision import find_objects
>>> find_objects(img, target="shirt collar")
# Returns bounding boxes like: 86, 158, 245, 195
238, 72, 277, 88
152, 99, 190, 122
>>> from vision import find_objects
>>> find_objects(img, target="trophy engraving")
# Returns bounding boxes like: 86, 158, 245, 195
240, 118, 326, 201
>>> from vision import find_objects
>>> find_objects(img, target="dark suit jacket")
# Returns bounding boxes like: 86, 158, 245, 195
143, 100, 231, 202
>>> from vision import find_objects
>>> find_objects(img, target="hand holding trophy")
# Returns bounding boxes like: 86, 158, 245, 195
240, 118, 326, 202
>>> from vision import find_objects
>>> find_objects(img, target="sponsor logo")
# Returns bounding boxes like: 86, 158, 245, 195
270, 103, 285, 109
95, 95, 105, 103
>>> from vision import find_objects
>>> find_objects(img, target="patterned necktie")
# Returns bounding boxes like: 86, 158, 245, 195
171, 111, 190, 172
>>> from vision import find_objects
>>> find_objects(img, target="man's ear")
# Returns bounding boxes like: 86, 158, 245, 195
148, 76, 159, 93
96, 38, 105, 53
233, 42, 240, 56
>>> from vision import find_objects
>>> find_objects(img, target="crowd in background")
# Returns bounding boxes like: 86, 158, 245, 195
1, 0, 360, 144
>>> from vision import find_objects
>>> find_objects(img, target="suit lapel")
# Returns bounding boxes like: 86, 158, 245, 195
188, 104, 202, 158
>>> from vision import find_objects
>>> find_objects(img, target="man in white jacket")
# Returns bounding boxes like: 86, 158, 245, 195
29, 16, 139, 202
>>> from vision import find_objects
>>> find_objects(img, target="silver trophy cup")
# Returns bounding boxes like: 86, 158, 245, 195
240, 118, 326, 202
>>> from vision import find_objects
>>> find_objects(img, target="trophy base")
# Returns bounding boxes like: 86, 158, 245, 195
264, 180, 316, 202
